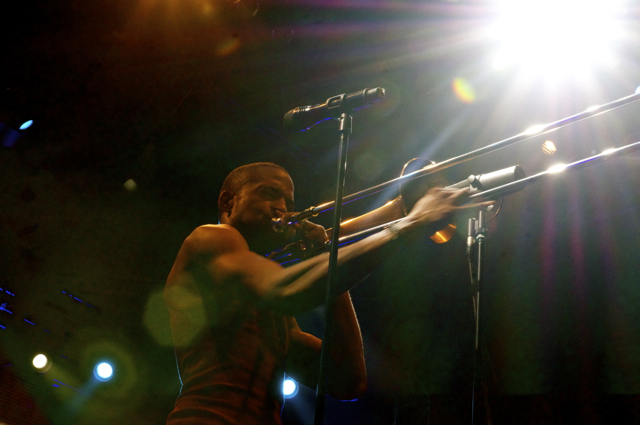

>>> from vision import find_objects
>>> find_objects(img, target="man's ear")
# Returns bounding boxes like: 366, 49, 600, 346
218, 191, 235, 217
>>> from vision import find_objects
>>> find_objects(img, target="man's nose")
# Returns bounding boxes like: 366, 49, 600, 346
271, 199, 287, 215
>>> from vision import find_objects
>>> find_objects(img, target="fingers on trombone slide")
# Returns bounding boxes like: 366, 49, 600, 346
299, 219, 329, 249
439, 187, 494, 210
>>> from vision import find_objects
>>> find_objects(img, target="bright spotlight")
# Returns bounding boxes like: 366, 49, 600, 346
32, 354, 49, 370
94, 362, 113, 382
488, 0, 625, 79
636, 86, 640, 95
282, 378, 299, 399
602, 148, 617, 155
491, 50, 509, 70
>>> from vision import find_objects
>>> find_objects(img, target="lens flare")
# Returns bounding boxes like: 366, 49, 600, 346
216, 36, 241, 56
542, 141, 557, 155
123, 179, 137, 191
452, 78, 476, 103
143, 288, 174, 346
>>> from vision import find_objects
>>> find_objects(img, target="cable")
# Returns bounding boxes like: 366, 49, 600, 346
484, 197, 504, 223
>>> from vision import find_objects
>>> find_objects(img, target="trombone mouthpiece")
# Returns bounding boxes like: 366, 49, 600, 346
271, 217, 285, 233
271, 208, 319, 233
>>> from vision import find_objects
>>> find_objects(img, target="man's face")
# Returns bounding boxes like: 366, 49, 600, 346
226, 168, 295, 252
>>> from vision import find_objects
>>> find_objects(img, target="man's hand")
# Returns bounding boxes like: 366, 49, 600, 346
277, 213, 329, 258
299, 220, 329, 250
404, 187, 493, 233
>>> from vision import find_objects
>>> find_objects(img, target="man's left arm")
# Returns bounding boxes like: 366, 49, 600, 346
285, 291, 367, 400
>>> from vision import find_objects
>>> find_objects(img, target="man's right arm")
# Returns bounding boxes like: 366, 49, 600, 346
171, 188, 487, 317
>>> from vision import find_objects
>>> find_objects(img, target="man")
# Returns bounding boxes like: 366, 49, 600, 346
164, 162, 483, 424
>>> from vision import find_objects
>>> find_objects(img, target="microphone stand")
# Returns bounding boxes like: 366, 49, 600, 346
470, 210, 489, 425
314, 111, 352, 425
462, 139, 640, 424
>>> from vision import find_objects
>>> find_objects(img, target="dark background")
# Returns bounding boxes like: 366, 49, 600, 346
2, 1, 640, 423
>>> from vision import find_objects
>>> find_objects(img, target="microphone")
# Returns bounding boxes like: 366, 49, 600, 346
283, 87, 385, 132
447, 165, 526, 195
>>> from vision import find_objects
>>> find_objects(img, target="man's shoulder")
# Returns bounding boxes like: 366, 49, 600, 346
189, 223, 240, 238
183, 224, 248, 257
165, 225, 250, 302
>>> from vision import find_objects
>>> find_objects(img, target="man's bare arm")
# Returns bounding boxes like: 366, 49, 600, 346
285, 292, 367, 400
173, 188, 487, 317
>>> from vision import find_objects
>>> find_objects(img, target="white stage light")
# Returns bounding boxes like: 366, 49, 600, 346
32, 354, 48, 369
488, 0, 625, 79
282, 378, 299, 399
94, 362, 113, 381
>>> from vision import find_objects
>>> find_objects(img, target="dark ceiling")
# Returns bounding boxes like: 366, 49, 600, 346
3, 0, 640, 424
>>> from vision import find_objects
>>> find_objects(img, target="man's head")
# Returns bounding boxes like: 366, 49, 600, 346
218, 163, 295, 253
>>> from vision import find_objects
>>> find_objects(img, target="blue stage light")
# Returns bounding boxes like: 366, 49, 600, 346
282, 378, 298, 399
19, 120, 33, 130
94, 362, 113, 381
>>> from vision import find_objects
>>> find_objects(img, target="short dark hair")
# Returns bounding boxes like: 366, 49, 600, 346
219, 162, 288, 196
217, 163, 288, 222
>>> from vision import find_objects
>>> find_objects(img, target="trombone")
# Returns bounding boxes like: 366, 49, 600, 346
269, 92, 640, 264
272, 92, 640, 229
